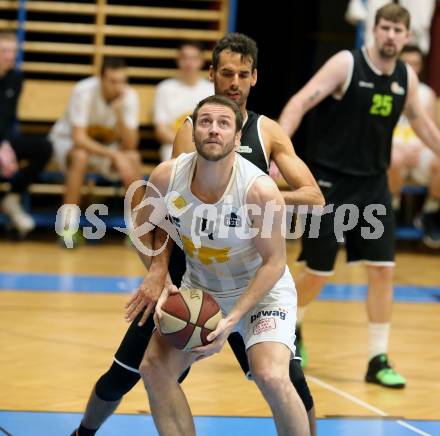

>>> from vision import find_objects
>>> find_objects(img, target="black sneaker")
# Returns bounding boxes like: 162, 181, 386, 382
365, 354, 406, 389
419, 212, 440, 249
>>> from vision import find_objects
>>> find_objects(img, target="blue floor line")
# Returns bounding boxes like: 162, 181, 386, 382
0, 272, 439, 302
0, 411, 438, 436
0, 272, 141, 293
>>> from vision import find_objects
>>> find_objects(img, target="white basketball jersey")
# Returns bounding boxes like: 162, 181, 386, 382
166, 152, 280, 298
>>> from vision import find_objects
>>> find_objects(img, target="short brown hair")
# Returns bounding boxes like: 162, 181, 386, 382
192, 95, 243, 133
100, 57, 126, 76
0, 30, 16, 42
375, 3, 410, 29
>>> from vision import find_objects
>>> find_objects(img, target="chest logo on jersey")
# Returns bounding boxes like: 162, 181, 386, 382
172, 195, 187, 209
224, 209, 242, 228
358, 80, 374, 89
237, 145, 253, 153
180, 234, 230, 265
391, 81, 405, 95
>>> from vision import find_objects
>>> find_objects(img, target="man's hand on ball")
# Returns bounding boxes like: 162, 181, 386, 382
154, 284, 179, 330
125, 271, 168, 326
190, 317, 235, 360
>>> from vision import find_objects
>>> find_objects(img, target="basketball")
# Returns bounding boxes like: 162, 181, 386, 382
158, 288, 222, 351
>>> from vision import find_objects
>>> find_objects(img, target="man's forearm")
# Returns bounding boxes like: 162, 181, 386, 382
149, 228, 173, 273
417, 121, 440, 156
74, 135, 113, 157
282, 186, 324, 207
135, 226, 172, 269
278, 97, 305, 138
116, 117, 138, 150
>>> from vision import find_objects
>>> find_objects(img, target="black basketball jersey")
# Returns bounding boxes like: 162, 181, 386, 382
307, 47, 408, 177
188, 110, 269, 174
237, 110, 269, 174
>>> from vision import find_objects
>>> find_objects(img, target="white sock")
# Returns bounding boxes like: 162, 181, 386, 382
423, 197, 440, 214
296, 306, 307, 325
60, 205, 81, 230
392, 195, 401, 211
368, 322, 390, 360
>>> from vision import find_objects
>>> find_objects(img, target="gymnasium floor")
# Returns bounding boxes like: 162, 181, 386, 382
0, 237, 439, 435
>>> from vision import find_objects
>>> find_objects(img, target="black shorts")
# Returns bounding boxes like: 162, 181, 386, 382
298, 164, 395, 274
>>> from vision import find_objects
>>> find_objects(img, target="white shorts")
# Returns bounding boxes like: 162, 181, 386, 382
182, 266, 297, 357
51, 138, 120, 181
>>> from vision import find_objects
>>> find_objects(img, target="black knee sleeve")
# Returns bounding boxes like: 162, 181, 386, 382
289, 359, 314, 412
95, 362, 141, 402
177, 366, 191, 384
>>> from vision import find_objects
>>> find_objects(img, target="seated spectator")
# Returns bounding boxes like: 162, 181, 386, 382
153, 40, 213, 161
389, 44, 440, 248
0, 30, 52, 238
50, 57, 142, 247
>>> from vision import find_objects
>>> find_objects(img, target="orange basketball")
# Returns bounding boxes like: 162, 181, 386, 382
159, 288, 222, 351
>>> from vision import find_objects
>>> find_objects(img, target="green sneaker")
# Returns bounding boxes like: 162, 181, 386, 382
295, 325, 309, 369
365, 354, 406, 389
58, 229, 85, 248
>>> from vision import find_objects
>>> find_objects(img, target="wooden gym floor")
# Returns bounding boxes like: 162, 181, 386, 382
0, 237, 439, 435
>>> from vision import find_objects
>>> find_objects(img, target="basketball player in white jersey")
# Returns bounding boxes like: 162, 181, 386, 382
134, 95, 310, 436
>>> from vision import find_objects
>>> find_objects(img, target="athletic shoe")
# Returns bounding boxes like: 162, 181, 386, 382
418, 212, 440, 249
58, 229, 84, 248
365, 354, 406, 389
295, 325, 309, 369
1, 193, 35, 237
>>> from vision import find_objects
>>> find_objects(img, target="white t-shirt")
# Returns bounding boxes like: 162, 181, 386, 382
50, 76, 139, 148
153, 78, 213, 137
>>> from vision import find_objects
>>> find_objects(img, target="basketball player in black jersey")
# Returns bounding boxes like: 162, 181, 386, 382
71, 34, 324, 436
279, 4, 440, 389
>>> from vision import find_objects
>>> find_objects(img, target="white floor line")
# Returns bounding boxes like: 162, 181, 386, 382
307, 375, 432, 436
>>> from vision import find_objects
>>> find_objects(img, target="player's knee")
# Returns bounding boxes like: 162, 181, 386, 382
94, 362, 141, 402
126, 150, 141, 165
139, 354, 166, 387
390, 152, 405, 169
68, 147, 89, 168
252, 366, 289, 396
302, 271, 328, 291
289, 360, 314, 412
368, 265, 394, 283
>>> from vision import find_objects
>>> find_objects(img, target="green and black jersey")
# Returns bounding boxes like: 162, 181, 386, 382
307, 47, 408, 177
